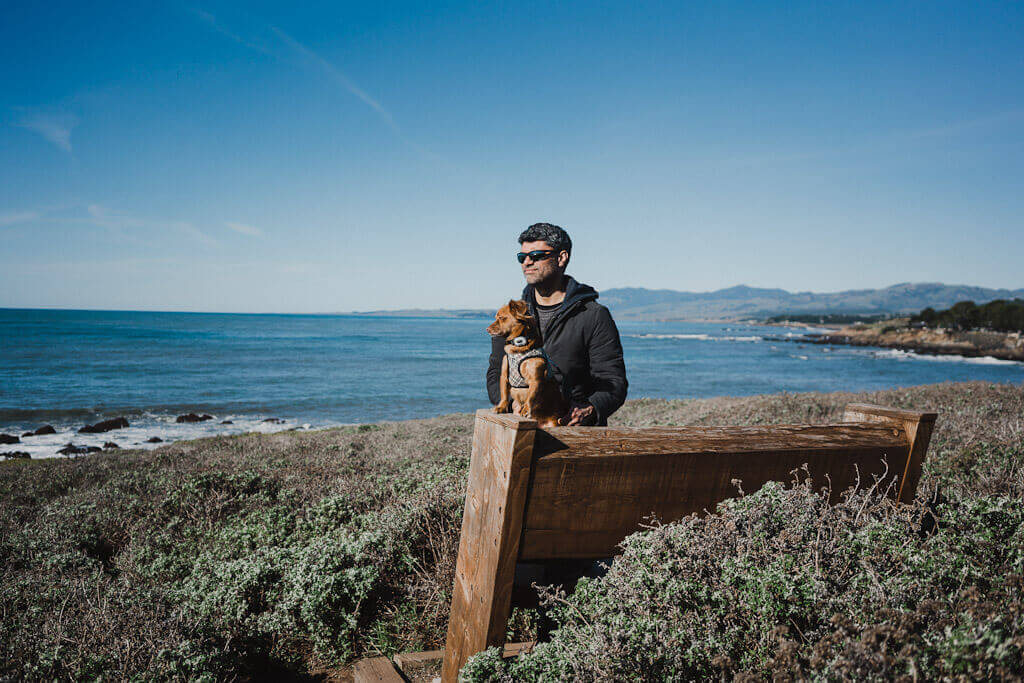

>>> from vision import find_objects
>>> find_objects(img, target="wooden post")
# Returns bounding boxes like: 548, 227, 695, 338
441, 410, 537, 683
843, 403, 937, 503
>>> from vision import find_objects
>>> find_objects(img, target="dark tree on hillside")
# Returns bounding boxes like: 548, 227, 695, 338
913, 298, 1024, 333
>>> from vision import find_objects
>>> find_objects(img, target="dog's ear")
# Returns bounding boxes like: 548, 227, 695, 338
508, 299, 529, 317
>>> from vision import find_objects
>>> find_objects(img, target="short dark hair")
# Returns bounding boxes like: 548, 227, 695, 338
518, 223, 572, 259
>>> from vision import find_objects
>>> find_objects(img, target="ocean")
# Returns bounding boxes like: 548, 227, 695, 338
2, 308, 1022, 458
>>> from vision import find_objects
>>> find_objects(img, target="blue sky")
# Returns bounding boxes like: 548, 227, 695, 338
2, 1, 1022, 312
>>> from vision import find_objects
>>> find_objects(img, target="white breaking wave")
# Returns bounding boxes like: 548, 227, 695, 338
871, 349, 1024, 367
2, 413, 346, 460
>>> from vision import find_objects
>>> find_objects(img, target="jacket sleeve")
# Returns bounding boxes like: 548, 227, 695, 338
486, 334, 504, 405
586, 306, 628, 424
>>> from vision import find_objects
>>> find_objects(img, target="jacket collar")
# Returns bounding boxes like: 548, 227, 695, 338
521, 275, 598, 312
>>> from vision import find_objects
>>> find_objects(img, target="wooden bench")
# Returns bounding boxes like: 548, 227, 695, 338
353, 403, 937, 682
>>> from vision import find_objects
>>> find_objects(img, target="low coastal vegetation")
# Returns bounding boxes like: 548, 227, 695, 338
913, 299, 1024, 334
803, 304, 1024, 362
2, 382, 1023, 680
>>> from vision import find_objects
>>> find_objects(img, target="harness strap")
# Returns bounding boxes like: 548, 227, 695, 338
507, 347, 547, 388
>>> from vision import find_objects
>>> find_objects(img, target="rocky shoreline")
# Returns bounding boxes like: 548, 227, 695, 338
0, 412, 300, 460
801, 323, 1024, 362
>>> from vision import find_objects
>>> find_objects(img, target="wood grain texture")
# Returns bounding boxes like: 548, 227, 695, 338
474, 409, 536, 430
844, 403, 937, 503
352, 657, 405, 683
519, 421, 914, 560
844, 403, 938, 424
441, 411, 537, 683
394, 642, 536, 673
532, 423, 908, 459
394, 649, 443, 674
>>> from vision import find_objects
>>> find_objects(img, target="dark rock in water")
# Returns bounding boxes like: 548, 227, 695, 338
0, 434, 20, 445
79, 417, 129, 434
176, 413, 214, 423
221, 420, 233, 424
2, 451, 31, 459
262, 418, 285, 424
58, 444, 90, 455
87, 446, 102, 453
34, 425, 57, 435
103, 442, 119, 449
146, 436, 163, 443
22, 432, 34, 438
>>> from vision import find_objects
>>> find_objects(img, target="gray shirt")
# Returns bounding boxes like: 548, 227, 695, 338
535, 301, 561, 340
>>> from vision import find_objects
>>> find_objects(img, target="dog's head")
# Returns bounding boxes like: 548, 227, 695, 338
487, 299, 535, 340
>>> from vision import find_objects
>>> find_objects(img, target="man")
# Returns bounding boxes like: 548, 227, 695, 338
486, 223, 627, 637
487, 223, 628, 426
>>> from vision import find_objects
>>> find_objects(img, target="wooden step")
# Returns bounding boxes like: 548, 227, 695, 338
352, 642, 536, 683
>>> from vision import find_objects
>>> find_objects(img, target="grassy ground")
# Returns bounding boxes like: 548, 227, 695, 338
1, 381, 1022, 680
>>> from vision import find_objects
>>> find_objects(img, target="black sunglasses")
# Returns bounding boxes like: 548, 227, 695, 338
517, 249, 558, 264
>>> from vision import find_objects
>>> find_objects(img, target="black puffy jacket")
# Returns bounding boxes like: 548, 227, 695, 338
486, 276, 628, 425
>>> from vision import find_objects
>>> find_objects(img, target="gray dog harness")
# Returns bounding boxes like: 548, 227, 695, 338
506, 347, 547, 389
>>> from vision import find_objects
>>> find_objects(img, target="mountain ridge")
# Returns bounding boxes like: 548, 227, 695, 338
347, 282, 1024, 321
600, 282, 1024, 320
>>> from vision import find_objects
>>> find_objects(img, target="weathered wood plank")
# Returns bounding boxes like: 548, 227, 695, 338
844, 403, 938, 424
519, 441, 909, 559
516, 418, 919, 560
474, 410, 537, 430
440, 411, 537, 683
352, 656, 405, 683
394, 649, 443, 675
394, 642, 537, 674
844, 403, 936, 503
532, 423, 908, 459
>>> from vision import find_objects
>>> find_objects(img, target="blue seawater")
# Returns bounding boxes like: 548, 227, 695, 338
1, 308, 1021, 457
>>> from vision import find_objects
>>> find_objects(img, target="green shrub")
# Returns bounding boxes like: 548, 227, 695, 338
4, 383, 1024, 680
462, 481, 1024, 681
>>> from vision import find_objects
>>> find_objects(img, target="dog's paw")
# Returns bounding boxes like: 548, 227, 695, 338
493, 402, 511, 414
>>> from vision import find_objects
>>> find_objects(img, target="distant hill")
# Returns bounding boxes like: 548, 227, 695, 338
346, 283, 1024, 321
600, 283, 1024, 320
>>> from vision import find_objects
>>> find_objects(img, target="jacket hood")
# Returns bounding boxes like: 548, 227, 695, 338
521, 275, 598, 310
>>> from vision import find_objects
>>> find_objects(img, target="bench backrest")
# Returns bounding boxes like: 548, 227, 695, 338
441, 404, 936, 681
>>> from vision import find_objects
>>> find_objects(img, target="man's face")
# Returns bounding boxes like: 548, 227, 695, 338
520, 240, 569, 286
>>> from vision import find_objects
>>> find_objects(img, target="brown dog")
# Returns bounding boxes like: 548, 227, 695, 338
487, 300, 568, 427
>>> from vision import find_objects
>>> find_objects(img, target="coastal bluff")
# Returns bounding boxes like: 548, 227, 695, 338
2, 381, 1022, 681
810, 320, 1024, 362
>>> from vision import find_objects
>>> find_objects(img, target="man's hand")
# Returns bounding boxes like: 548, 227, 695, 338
561, 403, 597, 426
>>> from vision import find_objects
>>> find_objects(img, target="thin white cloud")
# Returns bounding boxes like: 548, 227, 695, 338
177, 221, 218, 247
190, 7, 274, 55
83, 204, 215, 246
0, 211, 40, 227
84, 204, 145, 237
268, 25, 397, 130
190, 9, 396, 130
226, 221, 263, 236
17, 113, 77, 152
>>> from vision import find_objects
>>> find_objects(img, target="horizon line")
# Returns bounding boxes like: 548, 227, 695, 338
2, 280, 1023, 317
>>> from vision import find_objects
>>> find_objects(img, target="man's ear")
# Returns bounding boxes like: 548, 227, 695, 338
558, 250, 569, 269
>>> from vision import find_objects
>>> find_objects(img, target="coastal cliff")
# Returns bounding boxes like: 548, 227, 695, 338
811, 319, 1024, 362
